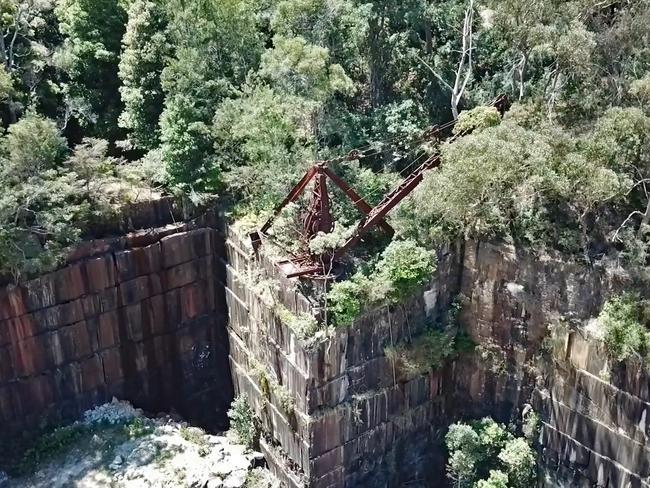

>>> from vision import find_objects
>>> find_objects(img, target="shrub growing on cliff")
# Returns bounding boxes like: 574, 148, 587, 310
327, 278, 365, 327
498, 437, 536, 487
375, 239, 436, 304
402, 114, 632, 256
227, 395, 258, 449
599, 294, 650, 362
327, 239, 436, 326
385, 327, 456, 381
275, 305, 320, 340
474, 470, 509, 488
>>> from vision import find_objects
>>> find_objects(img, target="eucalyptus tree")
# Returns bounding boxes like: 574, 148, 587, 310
160, 0, 265, 192
55, 0, 127, 139
0, 0, 59, 124
119, 0, 170, 151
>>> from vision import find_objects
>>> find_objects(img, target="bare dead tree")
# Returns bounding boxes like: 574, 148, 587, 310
451, 0, 475, 119
613, 178, 650, 243
517, 51, 528, 101
416, 0, 475, 119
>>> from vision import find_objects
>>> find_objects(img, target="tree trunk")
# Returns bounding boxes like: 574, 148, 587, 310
451, 93, 460, 120
368, 16, 387, 108
0, 35, 6, 68
450, 0, 474, 120
518, 52, 528, 100
6, 97, 17, 124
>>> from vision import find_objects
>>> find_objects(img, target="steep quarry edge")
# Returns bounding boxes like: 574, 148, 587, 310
0, 201, 233, 456
2, 202, 650, 488
226, 229, 650, 488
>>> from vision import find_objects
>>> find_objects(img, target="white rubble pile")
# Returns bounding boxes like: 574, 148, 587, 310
4, 401, 279, 488
83, 398, 142, 425
109, 425, 273, 488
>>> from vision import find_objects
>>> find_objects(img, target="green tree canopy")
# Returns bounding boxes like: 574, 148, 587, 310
119, 0, 170, 150
55, 0, 127, 138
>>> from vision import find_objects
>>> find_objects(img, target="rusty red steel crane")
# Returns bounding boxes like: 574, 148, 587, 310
250, 95, 509, 279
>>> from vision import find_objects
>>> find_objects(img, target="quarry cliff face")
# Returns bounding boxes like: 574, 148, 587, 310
0, 202, 232, 450
2, 207, 649, 488
227, 233, 650, 487
451, 241, 650, 488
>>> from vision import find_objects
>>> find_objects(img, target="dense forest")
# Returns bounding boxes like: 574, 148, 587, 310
0, 0, 649, 281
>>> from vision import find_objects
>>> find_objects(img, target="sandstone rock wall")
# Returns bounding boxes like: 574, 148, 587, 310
538, 331, 650, 488
452, 240, 650, 488
10, 200, 648, 488
228, 234, 650, 488
224, 228, 463, 488
0, 207, 232, 451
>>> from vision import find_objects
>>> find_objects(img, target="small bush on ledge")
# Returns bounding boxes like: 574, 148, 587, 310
383, 296, 472, 381
327, 280, 364, 327
251, 359, 296, 417
452, 106, 502, 135
274, 305, 322, 342
385, 327, 456, 381
227, 395, 259, 450
327, 239, 436, 327
599, 293, 650, 363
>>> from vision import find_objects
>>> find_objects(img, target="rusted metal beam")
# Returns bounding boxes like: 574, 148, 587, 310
277, 259, 323, 279
260, 166, 318, 234
254, 95, 510, 277
303, 166, 334, 239
332, 95, 509, 262
251, 166, 318, 251
333, 155, 442, 260
322, 167, 394, 236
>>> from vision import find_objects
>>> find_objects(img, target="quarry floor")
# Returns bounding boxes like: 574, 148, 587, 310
0, 400, 277, 488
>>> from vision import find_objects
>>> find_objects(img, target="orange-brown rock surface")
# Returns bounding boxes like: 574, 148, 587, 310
0, 203, 232, 448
